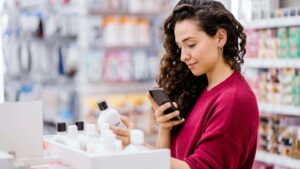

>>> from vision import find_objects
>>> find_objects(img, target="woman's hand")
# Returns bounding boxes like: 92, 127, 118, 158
147, 92, 185, 132
111, 116, 132, 147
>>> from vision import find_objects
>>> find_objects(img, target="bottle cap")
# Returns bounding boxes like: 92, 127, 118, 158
98, 100, 108, 111
57, 122, 66, 132
75, 121, 84, 131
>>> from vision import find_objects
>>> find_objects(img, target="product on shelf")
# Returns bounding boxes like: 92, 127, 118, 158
259, 115, 300, 159
84, 49, 159, 82
86, 0, 164, 14
245, 26, 300, 59
246, 68, 300, 107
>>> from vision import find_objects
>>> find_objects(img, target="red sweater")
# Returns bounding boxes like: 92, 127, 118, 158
171, 71, 259, 169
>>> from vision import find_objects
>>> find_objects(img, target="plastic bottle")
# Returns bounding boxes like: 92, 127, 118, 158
86, 123, 110, 154
66, 125, 81, 149
53, 122, 67, 144
97, 100, 126, 129
82, 124, 99, 152
123, 129, 150, 153
95, 130, 118, 155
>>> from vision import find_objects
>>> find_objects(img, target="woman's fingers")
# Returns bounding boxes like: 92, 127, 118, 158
111, 126, 129, 137
156, 110, 180, 123
159, 118, 185, 128
116, 135, 130, 147
154, 102, 172, 118
120, 115, 132, 128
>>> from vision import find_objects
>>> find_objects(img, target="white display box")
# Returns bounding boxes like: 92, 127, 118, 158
44, 136, 170, 169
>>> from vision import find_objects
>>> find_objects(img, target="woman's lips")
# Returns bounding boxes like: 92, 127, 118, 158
187, 62, 197, 69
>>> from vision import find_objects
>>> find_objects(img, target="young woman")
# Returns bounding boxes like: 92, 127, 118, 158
112, 0, 259, 168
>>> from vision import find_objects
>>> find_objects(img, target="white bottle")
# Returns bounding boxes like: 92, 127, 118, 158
83, 124, 99, 153
123, 129, 150, 153
79, 124, 98, 152
53, 122, 67, 144
99, 122, 110, 141
66, 125, 81, 149
87, 123, 111, 154
95, 130, 118, 155
97, 100, 126, 128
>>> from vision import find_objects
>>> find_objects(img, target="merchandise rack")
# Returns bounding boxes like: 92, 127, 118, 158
245, 58, 300, 69
243, 16, 300, 29
258, 102, 300, 116
255, 150, 300, 169
241, 5, 300, 168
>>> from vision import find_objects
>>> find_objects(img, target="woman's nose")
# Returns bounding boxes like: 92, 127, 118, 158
180, 48, 190, 62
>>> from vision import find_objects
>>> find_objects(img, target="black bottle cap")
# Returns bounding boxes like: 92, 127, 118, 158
75, 121, 84, 131
98, 100, 108, 111
57, 123, 66, 132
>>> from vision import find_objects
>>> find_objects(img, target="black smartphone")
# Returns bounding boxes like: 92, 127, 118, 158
149, 88, 182, 121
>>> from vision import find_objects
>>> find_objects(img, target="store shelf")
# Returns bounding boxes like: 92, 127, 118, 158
244, 58, 300, 68
255, 150, 300, 169
79, 81, 156, 95
90, 45, 153, 50
88, 10, 160, 17
259, 102, 300, 116
243, 16, 300, 29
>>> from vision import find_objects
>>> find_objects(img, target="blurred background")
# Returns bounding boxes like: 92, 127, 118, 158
1, 0, 300, 168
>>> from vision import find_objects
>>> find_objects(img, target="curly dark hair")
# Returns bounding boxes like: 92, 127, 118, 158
158, 0, 247, 137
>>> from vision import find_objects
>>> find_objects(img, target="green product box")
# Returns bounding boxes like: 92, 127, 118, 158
288, 38, 297, 48
288, 26, 300, 38
288, 47, 298, 58
277, 27, 288, 39
279, 49, 289, 58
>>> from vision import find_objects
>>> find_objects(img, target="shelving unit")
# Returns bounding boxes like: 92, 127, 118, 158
259, 102, 300, 116
240, 1, 300, 168
255, 150, 300, 169
243, 16, 300, 29
245, 58, 300, 68
78, 81, 156, 95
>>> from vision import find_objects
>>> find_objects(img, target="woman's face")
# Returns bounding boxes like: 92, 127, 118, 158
174, 19, 221, 76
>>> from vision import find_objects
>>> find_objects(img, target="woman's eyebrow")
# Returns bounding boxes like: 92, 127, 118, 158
176, 37, 197, 45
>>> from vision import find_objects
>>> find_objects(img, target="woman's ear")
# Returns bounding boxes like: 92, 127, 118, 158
216, 28, 227, 48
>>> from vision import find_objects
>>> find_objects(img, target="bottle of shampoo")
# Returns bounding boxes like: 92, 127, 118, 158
97, 100, 126, 128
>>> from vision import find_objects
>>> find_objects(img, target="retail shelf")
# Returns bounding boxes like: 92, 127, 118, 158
78, 81, 156, 95
88, 10, 160, 17
259, 102, 300, 116
90, 45, 153, 50
255, 150, 300, 169
244, 58, 300, 68
243, 16, 300, 29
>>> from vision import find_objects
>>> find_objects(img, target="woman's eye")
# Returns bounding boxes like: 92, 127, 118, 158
188, 44, 196, 48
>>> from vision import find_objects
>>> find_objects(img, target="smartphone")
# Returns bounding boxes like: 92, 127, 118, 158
149, 88, 182, 121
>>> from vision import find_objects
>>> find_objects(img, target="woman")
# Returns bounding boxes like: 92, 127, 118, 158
112, 0, 259, 168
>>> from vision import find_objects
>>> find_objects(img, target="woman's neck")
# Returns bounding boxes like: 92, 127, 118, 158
206, 61, 234, 91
